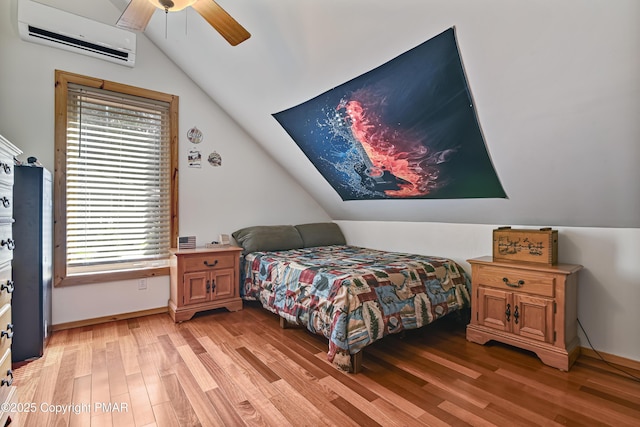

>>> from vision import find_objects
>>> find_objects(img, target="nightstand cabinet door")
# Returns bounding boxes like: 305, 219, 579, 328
211, 268, 235, 300
477, 287, 510, 333
466, 256, 582, 371
514, 293, 554, 343
184, 271, 210, 305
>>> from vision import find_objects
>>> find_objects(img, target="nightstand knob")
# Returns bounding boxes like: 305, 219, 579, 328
204, 260, 219, 268
505, 303, 511, 322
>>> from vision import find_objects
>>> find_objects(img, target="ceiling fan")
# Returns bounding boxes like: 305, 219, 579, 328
116, 0, 250, 46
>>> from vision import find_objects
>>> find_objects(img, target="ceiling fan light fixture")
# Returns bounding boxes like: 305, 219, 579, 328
118, 0, 250, 45
147, 0, 197, 12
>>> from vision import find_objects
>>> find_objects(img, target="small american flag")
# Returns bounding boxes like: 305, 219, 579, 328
178, 236, 196, 249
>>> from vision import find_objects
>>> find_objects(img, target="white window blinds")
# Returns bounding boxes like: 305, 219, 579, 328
65, 83, 171, 273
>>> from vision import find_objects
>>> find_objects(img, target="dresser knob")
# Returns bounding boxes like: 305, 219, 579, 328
0, 239, 14, 250
204, 260, 219, 268
0, 369, 12, 387
0, 197, 9, 208
0, 281, 13, 294
0, 163, 10, 175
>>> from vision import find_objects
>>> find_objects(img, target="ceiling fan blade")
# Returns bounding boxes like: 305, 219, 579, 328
192, 0, 251, 46
116, 0, 156, 32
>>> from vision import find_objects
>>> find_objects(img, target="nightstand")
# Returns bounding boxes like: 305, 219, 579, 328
168, 246, 243, 322
466, 256, 582, 371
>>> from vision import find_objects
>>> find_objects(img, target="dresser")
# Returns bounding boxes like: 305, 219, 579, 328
169, 246, 243, 322
466, 256, 582, 371
0, 135, 21, 426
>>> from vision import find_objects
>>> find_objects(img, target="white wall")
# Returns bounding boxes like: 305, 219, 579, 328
0, 0, 330, 324
336, 220, 640, 363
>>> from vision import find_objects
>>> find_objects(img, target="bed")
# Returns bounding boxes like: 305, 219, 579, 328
233, 223, 471, 372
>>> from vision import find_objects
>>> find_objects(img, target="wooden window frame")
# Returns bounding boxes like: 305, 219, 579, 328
54, 70, 179, 287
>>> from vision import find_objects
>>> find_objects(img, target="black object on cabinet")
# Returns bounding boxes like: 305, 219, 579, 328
12, 165, 52, 362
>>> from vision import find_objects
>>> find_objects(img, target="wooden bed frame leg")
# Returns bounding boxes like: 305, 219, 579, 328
279, 316, 303, 329
279, 316, 289, 329
350, 352, 363, 374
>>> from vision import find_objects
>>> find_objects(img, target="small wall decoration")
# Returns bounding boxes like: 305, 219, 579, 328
187, 126, 203, 144
208, 151, 222, 167
188, 149, 202, 168
273, 27, 506, 200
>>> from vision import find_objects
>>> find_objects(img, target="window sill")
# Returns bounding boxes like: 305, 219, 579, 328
55, 266, 170, 287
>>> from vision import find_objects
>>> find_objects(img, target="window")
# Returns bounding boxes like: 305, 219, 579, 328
54, 70, 178, 286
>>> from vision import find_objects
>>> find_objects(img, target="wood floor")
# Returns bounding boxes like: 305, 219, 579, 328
12, 302, 640, 427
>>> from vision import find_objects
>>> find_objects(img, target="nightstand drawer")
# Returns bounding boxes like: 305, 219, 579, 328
476, 265, 555, 297
183, 253, 236, 272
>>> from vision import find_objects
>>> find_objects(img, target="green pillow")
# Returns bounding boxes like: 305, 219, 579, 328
232, 225, 303, 254
295, 223, 346, 248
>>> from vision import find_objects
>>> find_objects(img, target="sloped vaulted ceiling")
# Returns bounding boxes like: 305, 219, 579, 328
107, 0, 640, 227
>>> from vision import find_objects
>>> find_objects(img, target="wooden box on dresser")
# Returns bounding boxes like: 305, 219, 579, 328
0, 135, 21, 426
466, 256, 583, 371
169, 246, 243, 322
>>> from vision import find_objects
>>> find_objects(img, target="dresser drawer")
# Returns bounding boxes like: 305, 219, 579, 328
476, 265, 555, 297
0, 183, 12, 220
0, 156, 13, 188
0, 224, 13, 266
183, 252, 236, 272
0, 305, 11, 357
0, 348, 12, 389
0, 349, 14, 427
0, 265, 12, 309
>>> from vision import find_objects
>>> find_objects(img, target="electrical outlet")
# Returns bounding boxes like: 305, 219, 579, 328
138, 278, 147, 290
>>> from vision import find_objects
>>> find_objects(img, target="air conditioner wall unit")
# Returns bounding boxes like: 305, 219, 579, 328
17, 0, 136, 67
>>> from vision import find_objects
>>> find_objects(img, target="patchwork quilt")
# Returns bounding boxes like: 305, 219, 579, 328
241, 245, 471, 371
